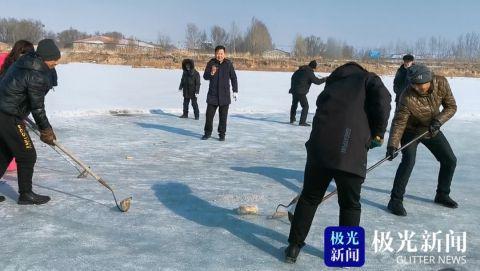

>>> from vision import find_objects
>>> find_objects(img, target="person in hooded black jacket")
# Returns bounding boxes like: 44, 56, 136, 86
0, 39, 60, 205
285, 62, 391, 264
289, 60, 326, 126
178, 59, 201, 119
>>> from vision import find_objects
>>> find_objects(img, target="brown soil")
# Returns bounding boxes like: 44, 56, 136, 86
60, 49, 480, 77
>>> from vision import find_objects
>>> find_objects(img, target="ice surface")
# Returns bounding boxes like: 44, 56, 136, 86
0, 63, 478, 270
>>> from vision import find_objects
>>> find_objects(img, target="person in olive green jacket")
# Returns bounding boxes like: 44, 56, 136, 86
386, 64, 457, 216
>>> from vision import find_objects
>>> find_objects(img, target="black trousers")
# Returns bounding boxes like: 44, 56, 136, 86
290, 94, 309, 123
288, 153, 364, 246
0, 112, 36, 193
391, 131, 456, 201
183, 97, 199, 117
204, 104, 229, 136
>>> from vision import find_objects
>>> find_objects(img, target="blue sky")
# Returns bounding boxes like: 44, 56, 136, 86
2, 0, 479, 49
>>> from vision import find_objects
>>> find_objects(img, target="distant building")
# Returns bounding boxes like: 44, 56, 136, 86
262, 49, 291, 59
73, 36, 157, 51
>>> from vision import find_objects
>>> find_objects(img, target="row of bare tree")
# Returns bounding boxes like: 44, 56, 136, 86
2, 16, 480, 60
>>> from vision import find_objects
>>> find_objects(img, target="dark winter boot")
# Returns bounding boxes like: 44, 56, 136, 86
290, 117, 296, 124
0, 195, 5, 203
285, 244, 302, 263
179, 114, 188, 118
195, 115, 199, 120
299, 122, 310, 127
201, 134, 211, 140
388, 199, 407, 216
219, 134, 225, 141
18, 191, 51, 205
434, 193, 458, 208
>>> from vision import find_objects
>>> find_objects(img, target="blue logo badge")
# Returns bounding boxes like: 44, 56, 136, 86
324, 226, 365, 267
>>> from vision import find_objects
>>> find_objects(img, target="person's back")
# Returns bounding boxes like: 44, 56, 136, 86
308, 62, 391, 177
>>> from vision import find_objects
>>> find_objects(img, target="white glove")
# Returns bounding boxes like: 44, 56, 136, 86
233, 92, 238, 101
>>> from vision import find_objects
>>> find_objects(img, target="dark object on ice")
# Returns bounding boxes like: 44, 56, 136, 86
434, 193, 458, 208
179, 114, 188, 118
179, 59, 200, 118
298, 122, 310, 127
18, 191, 51, 205
25, 118, 132, 212
0, 195, 5, 202
289, 62, 326, 124
285, 243, 302, 263
219, 134, 225, 141
387, 199, 407, 216
201, 134, 210, 140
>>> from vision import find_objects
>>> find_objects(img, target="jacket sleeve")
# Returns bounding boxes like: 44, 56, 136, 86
309, 70, 326, 85
203, 62, 213, 81
387, 100, 411, 148
195, 71, 201, 94
179, 74, 184, 90
393, 69, 402, 95
27, 72, 51, 130
365, 73, 392, 138
230, 63, 238, 93
435, 77, 457, 124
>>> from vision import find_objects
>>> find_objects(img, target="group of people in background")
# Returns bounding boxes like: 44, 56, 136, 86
0, 38, 460, 265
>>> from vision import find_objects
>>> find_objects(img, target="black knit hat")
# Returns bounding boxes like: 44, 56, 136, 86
407, 64, 432, 84
36, 39, 61, 61
308, 60, 317, 69
403, 54, 414, 62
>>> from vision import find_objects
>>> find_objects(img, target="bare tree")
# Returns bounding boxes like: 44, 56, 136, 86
304, 35, 325, 57
57, 27, 90, 48
185, 23, 201, 50
211, 25, 228, 47
0, 18, 45, 44
292, 34, 306, 57
157, 33, 174, 50
244, 17, 273, 55
228, 22, 242, 54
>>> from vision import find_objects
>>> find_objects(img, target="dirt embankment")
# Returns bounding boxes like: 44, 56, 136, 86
60, 50, 480, 77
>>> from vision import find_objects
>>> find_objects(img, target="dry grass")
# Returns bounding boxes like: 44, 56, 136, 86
60, 49, 480, 77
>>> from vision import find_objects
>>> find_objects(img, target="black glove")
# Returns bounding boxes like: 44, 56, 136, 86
386, 146, 398, 161
429, 119, 442, 134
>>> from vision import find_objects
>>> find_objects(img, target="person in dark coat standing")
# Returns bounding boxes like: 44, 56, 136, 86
202, 45, 238, 141
289, 60, 326, 126
0, 39, 60, 205
393, 54, 414, 104
178, 59, 201, 119
285, 62, 391, 263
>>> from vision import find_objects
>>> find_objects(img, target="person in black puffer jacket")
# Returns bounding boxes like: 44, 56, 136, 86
178, 59, 200, 119
0, 39, 60, 205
